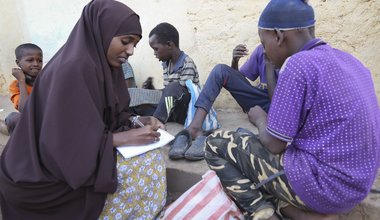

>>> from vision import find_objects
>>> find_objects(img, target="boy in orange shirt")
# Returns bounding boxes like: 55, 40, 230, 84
0, 43, 43, 135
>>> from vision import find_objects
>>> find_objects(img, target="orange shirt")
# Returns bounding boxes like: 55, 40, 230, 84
9, 80, 33, 110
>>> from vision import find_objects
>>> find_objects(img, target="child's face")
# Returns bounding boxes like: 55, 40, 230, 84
258, 29, 288, 69
106, 34, 140, 69
149, 34, 172, 62
16, 49, 43, 77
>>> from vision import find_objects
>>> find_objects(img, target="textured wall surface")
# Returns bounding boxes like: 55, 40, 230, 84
1, 0, 379, 110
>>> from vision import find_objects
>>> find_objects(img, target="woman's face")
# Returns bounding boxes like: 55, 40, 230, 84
107, 34, 140, 68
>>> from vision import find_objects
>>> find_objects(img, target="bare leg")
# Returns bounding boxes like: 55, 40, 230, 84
281, 204, 339, 220
187, 107, 207, 139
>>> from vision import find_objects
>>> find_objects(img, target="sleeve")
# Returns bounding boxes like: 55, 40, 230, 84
122, 62, 135, 80
9, 80, 20, 110
239, 45, 262, 81
266, 57, 307, 142
179, 56, 199, 87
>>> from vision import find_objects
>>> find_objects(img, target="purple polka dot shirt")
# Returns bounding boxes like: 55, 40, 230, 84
267, 39, 380, 213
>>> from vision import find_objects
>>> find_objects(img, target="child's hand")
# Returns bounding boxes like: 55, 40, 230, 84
12, 68, 25, 81
232, 44, 248, 62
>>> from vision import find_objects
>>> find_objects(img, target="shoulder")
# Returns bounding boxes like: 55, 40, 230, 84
250, 44, 265, 57
9, 80, 19, 90
280, 46, 328, 74
245, 44, 265, 63
182, 53, 197, 69
183, 53, 195, 64
254, 44, 264, 53
9, 80, 18, 87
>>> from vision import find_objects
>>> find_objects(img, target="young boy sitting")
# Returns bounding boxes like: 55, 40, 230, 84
149, 22, 200, 124
170, 42, 280, 160
205, 0, 379, 219
2, 43, 43, 135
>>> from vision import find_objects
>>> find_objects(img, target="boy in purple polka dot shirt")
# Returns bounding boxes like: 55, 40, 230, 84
204, 0, 380, 219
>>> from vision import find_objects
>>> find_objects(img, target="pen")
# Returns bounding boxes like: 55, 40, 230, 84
132, 116, 145, 127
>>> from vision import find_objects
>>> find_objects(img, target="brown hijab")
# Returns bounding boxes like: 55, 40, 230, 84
0, 0, 142, 219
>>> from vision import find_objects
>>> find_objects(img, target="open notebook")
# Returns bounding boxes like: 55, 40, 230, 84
117, 129, 174, 159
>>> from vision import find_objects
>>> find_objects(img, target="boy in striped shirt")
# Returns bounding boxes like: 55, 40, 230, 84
149, 22, 199, 124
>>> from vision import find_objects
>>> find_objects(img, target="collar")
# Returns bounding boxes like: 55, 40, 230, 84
162, 51, 186, 73
301, 38, 326, 51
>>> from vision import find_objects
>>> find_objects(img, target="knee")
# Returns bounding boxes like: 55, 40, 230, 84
164, 81, 182, 90
5, 112, 20, 128
210, 64, 234, 79
204, 133, 228, 157
162, 81, 183, 95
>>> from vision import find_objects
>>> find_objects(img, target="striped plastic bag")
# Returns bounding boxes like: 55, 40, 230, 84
184, 79, 221, 131
160, 170, 244, 220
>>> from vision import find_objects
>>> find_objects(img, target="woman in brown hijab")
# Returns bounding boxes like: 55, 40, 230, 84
0, 0, 167, 219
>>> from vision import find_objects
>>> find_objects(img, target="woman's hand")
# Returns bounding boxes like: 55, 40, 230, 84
138, 116, 165, 130
113, 125, 161, 147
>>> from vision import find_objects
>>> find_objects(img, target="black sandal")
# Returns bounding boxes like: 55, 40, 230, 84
169, 129, 192, 160
184, 135, 207, 161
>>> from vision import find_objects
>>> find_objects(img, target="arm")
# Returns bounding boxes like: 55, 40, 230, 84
231, 44, 248, 70
248, 106, 286, 154
12, 68, 29, 112
264, 55, 277, 101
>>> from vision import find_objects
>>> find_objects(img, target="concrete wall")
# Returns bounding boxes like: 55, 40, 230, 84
1, 0, 379, 110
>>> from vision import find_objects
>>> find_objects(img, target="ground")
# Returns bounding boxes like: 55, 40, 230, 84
0, 94, 379, 219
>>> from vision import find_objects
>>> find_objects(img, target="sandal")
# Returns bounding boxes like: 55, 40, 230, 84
184, 135, 207, 161
169, 129, 192, 159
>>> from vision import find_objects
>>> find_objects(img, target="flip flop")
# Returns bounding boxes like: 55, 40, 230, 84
184, 135, 207, 161
169, 129, 192, 160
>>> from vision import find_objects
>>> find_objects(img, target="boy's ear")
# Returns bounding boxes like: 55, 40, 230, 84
166, 41, 174, 48
15, 59, 20, 67
274, 28, 285, 46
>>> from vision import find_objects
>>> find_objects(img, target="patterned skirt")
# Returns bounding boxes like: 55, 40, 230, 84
99, 149, 167, 220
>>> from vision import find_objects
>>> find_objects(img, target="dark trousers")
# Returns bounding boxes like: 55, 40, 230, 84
153, 82, 190, 124
205, 131, 309, 219
195, 64, 270, 113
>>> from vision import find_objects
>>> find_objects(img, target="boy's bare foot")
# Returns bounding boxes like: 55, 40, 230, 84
0, 119, 9, 136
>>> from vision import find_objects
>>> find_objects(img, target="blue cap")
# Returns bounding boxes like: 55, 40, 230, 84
258, 0, 315, 30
